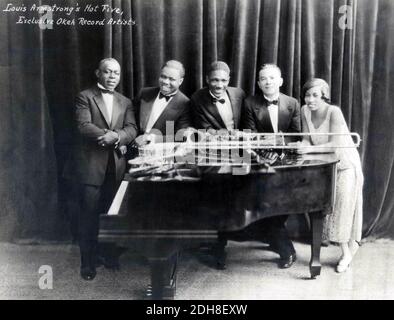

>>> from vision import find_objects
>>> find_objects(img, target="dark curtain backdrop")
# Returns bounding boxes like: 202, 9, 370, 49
0, 0, 393, 241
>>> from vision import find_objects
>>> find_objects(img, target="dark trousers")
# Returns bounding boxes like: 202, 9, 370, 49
252, 215, 295, 258
222, 215, 295, 260
77, 154, 120, 268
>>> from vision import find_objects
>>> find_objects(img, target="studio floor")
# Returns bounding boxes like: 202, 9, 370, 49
0, 239, 393, 300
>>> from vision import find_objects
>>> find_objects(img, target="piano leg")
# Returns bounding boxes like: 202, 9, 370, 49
213, 234, 227, 270
309, 211, 324, 279
147, 252, 178, 300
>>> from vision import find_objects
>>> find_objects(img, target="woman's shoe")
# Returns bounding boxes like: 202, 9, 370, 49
336, 255, 352, 273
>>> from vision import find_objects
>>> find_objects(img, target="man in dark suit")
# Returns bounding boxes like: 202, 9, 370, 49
131, 60, 191, 295
191, 61, 245, 132
191, 61, 245, 269
133, 60, 191, 146
63, 58, 138, 280
243, 63, 301, 268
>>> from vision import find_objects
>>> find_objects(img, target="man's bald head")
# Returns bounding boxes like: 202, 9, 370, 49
95, 58, 121, 91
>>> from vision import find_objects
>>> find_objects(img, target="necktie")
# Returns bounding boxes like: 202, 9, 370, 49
267, 100, 278, 133
267, 99, 278, 105
159, 92, 172, 101
99, 88, 114, 94
212, 97, 226, 104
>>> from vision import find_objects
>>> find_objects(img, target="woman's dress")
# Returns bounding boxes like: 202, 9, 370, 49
303, 105, 363, 243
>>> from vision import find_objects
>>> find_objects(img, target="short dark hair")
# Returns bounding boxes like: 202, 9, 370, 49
302, 78, 331, 102
207, 61, 230, 77
259, 63, 282, 77
161, 60, 185, 78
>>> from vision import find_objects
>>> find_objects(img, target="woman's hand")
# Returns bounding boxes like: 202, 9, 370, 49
288, 140, 312, 154
287, 141, 301, 147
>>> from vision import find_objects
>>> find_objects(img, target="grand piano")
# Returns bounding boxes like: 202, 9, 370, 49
99, 135, 338, 299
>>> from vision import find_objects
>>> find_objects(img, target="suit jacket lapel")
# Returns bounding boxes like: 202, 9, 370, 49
277, 94, 288, 132
253, 95, 274, 132
92, 90, 111, 128
110, 93, 123, 130
140, 88, 159, 133
203, 90, 226, 128
153, 93, 180, 132
227, 89, 240, 129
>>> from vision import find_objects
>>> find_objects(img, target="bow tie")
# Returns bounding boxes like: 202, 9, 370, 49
99, 88, 114, 95
266, 99, 278, 106
212, 97, 226, 104
159, 92, 173, 101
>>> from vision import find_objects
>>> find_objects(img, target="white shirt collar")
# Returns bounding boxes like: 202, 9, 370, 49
263, 93, 280, 102
97, 83, 114, 93
159, 90, 178, 98
209, 90, 227, 100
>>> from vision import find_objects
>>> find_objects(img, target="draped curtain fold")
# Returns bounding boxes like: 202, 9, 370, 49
0, 1, 58, 240
0, 0, 393, 241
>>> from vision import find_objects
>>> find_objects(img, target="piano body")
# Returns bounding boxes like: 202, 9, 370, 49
99, 135, 338, 299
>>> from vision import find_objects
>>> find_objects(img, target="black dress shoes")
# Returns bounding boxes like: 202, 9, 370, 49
80, 266, 96, 281
216, 261, 226, 270
278, 253, 297, 269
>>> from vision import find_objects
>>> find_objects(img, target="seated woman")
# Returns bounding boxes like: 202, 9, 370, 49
291, 78, 364, 273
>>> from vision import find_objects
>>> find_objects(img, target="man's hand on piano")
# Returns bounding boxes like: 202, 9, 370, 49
259, 150, 279, 164
183, 127, 198, 143
206, 128, 218, 136
228, 129, 246, 138
117, 145, 127, 155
